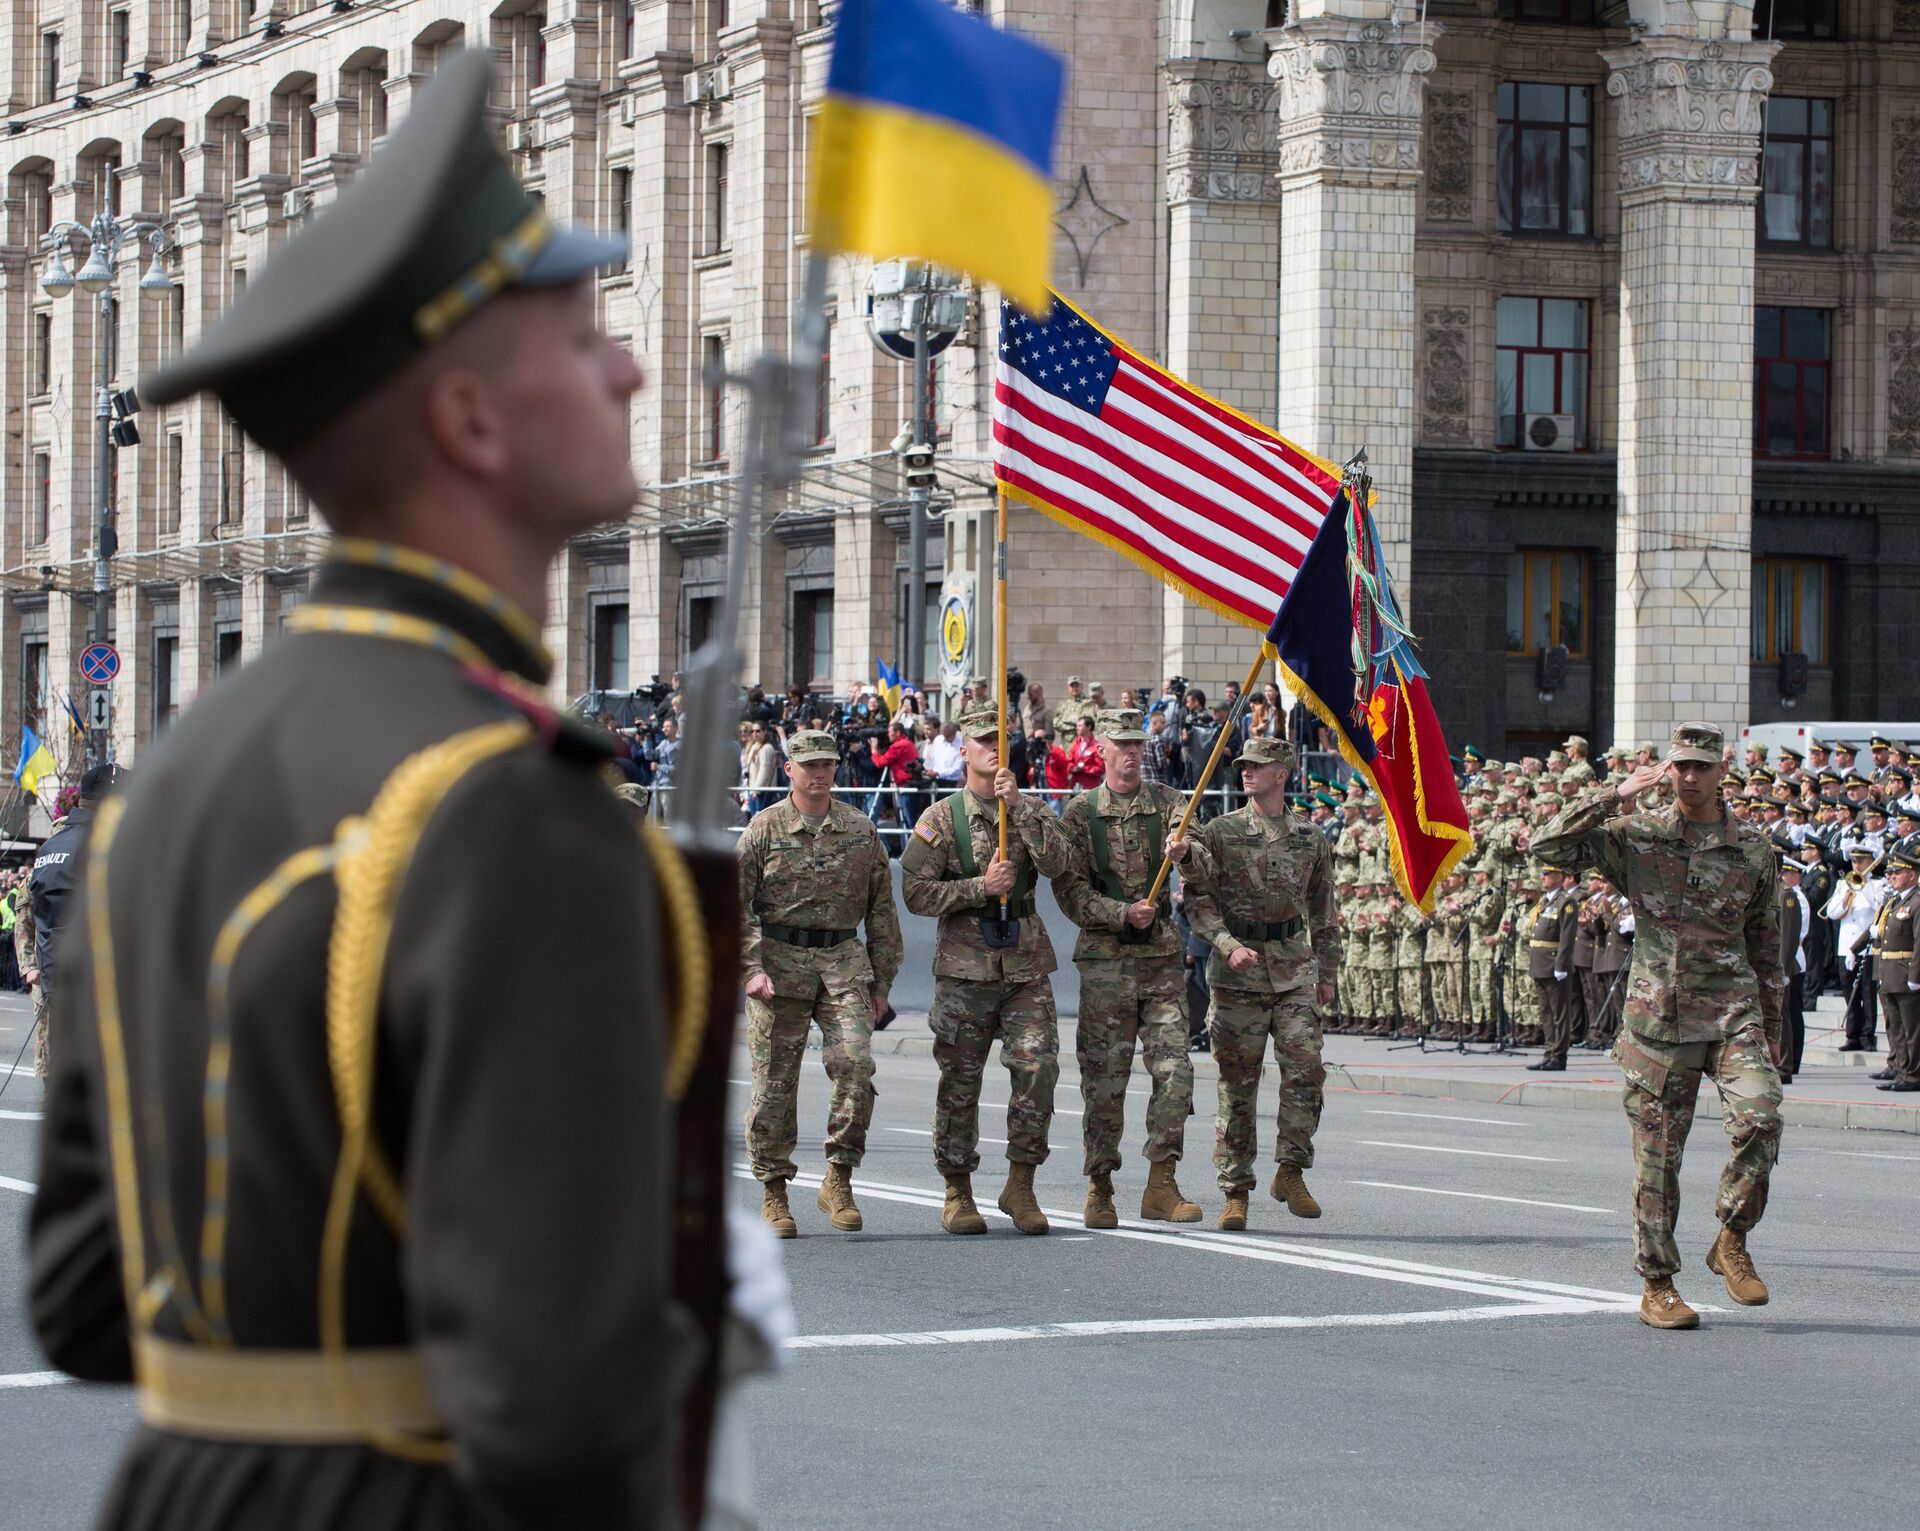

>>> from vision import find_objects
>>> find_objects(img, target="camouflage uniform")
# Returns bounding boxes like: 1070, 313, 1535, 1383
1364, 887, 1396, 1034
10, 881, 46, 1077
1533, 723, 1786, 1280
1431, 888, 1467, 1032
1052, 680, 1097, 738
1182, 741, 1340, 1189
1393, 899, 1426, 1035
1466, 878, 1505, 1038
901, 726, 1072, 1174
739, 777, 903, 1183
1055, 762, 1194, 1176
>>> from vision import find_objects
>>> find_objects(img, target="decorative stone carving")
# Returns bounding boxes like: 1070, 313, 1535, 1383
1898, 0, 1920, 35
1424, 89, 1473, 222
1894, 116, 1920, 245
1165, 60, 1279, 205
1054, 166, 1128, 285
1266, 18, 1442, 186
1754, 263, 1840, 303
1422, 305, 1470, 443
1600, 38, 1779, 200
1890, 327, 1920, 458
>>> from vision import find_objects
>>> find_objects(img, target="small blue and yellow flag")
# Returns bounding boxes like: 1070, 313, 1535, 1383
875, 657, 903, 716
810, 0, 1066, 313
15, 726, 56, 797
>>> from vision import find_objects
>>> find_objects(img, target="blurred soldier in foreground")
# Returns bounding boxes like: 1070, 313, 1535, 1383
1533, 723, 1785, 1331
739, 730, 902, 1237
1181, 738, 1339, 1230
30, 56, 708, 1527
1053, 710, 1201, 1227
901, 704, 1071, 1235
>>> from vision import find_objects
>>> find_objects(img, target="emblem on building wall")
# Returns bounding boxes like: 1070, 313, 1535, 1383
1424, 90, 1474, 223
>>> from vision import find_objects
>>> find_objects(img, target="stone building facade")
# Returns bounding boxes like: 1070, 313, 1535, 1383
2, 0, 1918, 796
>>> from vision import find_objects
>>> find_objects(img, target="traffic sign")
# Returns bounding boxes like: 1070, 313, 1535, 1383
80, 643, 120, 684
89, 689, 110, 730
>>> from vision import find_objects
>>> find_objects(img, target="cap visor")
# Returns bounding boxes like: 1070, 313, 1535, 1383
517, 225, 630, 288
1666, 749, 1720, 765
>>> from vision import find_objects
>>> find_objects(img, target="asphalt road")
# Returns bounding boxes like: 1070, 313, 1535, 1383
4, 989, 1918, 1529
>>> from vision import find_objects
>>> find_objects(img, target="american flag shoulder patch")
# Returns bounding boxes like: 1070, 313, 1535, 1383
915, 821, 939, 845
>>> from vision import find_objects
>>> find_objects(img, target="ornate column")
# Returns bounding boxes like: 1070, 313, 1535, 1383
1162, 58, 1283, 692
1267, 6, 1440, 597
1602, 31, 1776, 744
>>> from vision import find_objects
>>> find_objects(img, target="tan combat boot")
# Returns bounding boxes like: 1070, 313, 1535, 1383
1083, 1173, 1118, 1229
816, 1162, 863, 1232
1219, 1188, 1250, 1231
1140, 1159, 1202, 1223
997, 1162, 1050, 1235
941, 1173, 988, 1235
1639, 1277, 1699, 1329
1271, 1165, 1322, 1219
761, 1180, 797, 1240
1705, 1226, 1769, 1306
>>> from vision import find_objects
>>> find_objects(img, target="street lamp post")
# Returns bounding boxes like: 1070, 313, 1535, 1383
41, 211, 174, 766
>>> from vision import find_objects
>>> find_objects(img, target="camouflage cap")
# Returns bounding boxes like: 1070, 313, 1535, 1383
1667, 722, 1723, 765
1097, 708, 1147, 742
1234, 735, 1296, 770
1563, 734, 1589, 752
612, 782, 652, 812
1547, 750, 1568, 767
1482, 759, 1505, 773
1066, 675, 1083, 685
955, 703, 1003, 739
1089, 680, 1106, 693
786, 728, 841, 763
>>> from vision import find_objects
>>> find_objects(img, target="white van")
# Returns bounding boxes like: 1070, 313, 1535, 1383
1738, 721, 1920, 768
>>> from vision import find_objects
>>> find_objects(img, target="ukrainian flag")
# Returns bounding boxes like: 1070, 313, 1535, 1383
810, 0, 1066, 313
875, 656, 903, 715
15, 726, 56, 797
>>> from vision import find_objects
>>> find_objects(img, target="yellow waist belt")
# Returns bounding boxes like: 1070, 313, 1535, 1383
1529, 939, 1559, 949
136, 1334, 446, 1445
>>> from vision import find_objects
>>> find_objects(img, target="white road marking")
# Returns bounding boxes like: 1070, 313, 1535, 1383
1814, 1149, 1920, 1163
1351, 1180, 1616, 1216
0, 1371, 68, 1390
0, 1108, 42, 1120
985, 1100, 1083, 1116
789, 1302, 1617, 1351
885, 1127, 1010, 1146
1357, 1140, 1563, 1163
741, 1167, 1642, 1307
1363, 1109, 1526, 1128
1, 1174, 38, 1194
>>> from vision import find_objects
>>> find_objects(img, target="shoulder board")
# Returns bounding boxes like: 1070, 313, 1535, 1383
462, 663, 612, 765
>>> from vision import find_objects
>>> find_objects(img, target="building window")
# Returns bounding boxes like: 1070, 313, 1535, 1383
591, 601, 630, 691
1754, 0, 1838, 40
22, 640, 49, 734
1759, 98, 1831, 249
1755, 306, 1830, 459
815, 341, 831, 445
164, 283, 185, 360
31, 451, 51, 545
215, 625, 243, 673
33, 313, 51, 395
1505, 550, 1588, 656
1495, 296, 1589, 449
1752, 559, 1827, 664
110, 10, 131, 82
1497, 83, 1591, 238
792, 590, 834, 688
705, 143, 730, 254
164, 435, 184, 534
703, 335, 726, 460
622, 0, 636, 57
175, 0, 192, 58
221, 417, 247, 522
1498, 0, 1596, 18
532, 12, 548, 88
41, 32, 61, 105
684, 593, 716, 656
153, 634, 180, 733
610, 165, 632, 269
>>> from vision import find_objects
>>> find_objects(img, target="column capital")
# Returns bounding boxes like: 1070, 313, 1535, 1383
1600, 36, 1779, 203
1266, 15, 1443, 188
1165, 59, 1280, 206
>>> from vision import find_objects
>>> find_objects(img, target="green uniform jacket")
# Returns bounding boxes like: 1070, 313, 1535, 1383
1182, 803, 1339, 995
1054, 782, 1188, 962
738, 797, 903, 999
901, 788, 1071, 982
1532, 787, 1785, 1046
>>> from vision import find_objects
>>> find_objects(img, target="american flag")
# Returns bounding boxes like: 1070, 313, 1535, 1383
991, 296, 1343, 629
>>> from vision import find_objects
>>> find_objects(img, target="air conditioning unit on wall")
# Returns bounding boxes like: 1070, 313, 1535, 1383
1523, 413, 1577, 452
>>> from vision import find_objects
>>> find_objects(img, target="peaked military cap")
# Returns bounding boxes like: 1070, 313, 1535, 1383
786, 729, 840, 763
140, 51, 626, 455
1666, 722, 1723, 765
1834, 741, 1858, 756
1748, 768, 1775, 785
955, 703, 1003, 739
1891, 845, 1920, 872
1779, 745, 1803, 762
1096, 708, 1147, 741
1871, 735, 1895, 750
1234, 735, 1295, 770
1462, 745, 1484, 762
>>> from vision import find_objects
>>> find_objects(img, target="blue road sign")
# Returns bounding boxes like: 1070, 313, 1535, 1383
80, 643, 120, 684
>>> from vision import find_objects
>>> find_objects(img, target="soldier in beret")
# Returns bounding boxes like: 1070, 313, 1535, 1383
1053, 710, 1203, 1227
1534, 723, 1786, 1330
29, 54, 703, 1527
739, 730, 903, 1238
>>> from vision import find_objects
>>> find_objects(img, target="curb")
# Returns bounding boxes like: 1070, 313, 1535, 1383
862, 1026, 1920, 1138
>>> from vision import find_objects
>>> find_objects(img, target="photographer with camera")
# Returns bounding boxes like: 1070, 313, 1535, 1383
871, 717, 925, 855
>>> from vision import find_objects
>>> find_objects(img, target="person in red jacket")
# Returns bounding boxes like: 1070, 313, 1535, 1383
869, 717, 923, 849
1067, 714, 1105, 792
1032, 727, 1072, 810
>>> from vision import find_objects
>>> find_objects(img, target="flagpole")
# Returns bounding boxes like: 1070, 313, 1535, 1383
1144, 644, 1270, 906
994, 489, 1011, 925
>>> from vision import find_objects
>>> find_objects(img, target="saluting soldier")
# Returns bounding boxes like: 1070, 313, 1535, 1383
1053, 709, 1202, 1227
1180, 737, 1339, 1230
1869, 847, 1920, 1093
901, 703, 1072, 1235
1590, 880, 1632, 1048
29, 55, 704, 1526
1526, 866, 1578, 1071
1466, 866, 1505, 1042
740, 729, 903, 1238
1534, 724, 1786, 1330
